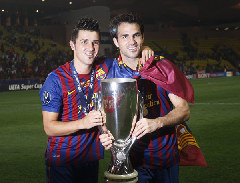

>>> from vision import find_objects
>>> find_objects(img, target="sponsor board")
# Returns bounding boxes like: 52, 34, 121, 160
8, 83, 42, 91
209, 72, 225, 78
0, 79, 43, 92
215, 72, 225, 77
185, 74, 194, 79
196, 73, 210, 79
226, 72, 233, 77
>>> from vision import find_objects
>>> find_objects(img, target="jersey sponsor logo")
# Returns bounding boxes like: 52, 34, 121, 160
43, 91, 51, 104
143, 93, 160, 116
96, 68, 106, 80
67, 80, 90, 95
68, 89, 77, 95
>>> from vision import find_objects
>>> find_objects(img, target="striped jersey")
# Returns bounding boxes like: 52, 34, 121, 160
39, 58, 112, 166
107, 57, 179, 169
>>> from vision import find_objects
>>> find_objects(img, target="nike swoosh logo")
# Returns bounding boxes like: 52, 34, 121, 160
68, 89, 77, 95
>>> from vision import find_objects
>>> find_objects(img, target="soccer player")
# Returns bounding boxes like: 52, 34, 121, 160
100, 12, 193, 183
39, 17, 154, 183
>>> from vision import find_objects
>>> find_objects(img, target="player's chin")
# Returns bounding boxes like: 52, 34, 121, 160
131, 48, 141, 55
87, 56, 97, 63
129, 51, 141, 58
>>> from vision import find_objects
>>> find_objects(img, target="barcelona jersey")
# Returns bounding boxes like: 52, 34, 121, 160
107, 58, 179, 169
39, 58, 113, 166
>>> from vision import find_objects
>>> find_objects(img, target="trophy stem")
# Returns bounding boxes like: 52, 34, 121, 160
104, 138, 138, 182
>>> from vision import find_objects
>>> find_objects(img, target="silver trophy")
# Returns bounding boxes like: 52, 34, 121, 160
95, 78, 143, 183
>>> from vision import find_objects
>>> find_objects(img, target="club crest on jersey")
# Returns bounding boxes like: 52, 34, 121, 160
43, 91, 51, 104
96, 68, 106, 80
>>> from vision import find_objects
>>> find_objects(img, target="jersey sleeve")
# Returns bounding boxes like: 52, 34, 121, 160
39, 72, 63, 113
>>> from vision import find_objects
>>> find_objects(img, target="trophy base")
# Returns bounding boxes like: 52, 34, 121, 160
104, 170, 138, 183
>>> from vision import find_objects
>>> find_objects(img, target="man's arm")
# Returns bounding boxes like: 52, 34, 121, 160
43, 110, 103, 137
132, 93, 190, 139
99, 93, 190, 149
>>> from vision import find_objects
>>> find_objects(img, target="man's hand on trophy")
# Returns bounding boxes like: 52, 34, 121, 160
82, 111, 103, 129
132, 118, 159, 139
99, 132, 114, 150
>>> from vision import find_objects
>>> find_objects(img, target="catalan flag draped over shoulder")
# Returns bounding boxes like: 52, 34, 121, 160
139, 56, 209, 168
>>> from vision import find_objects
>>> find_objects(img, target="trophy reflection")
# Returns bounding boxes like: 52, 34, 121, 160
96, 78, 143, 183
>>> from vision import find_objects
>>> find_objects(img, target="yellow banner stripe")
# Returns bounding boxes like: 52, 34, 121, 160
177, 124, 200, 150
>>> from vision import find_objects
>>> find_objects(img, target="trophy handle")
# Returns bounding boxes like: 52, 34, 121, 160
98, 124, 106, 135
94, 91, 102, 111
137, 90, 144, 120
94, 91, 106, 135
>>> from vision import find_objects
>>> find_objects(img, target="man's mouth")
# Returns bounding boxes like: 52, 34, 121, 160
128, 46, 138, 52
85, 52, 95, 57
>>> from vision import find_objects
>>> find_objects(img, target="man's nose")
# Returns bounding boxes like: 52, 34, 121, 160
129, 36, 136, 44
87, 42, 95, 50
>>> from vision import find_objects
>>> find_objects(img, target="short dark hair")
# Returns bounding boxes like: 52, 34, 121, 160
71, 17, 100, 43
110, 12, 144, 39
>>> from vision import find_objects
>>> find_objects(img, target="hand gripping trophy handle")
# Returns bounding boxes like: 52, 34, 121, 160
95, 78, 143, 183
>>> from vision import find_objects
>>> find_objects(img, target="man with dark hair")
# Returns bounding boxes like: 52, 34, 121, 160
39, 16, 154, 183
110, 13, 144, 39
100, 12, 194, 183
39, 17, 109, 183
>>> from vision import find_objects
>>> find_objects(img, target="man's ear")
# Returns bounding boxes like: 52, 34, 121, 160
113, 38, 119, 48
69, 40, 75, 51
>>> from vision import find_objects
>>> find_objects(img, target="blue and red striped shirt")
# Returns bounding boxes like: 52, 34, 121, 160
39, 58, 112, 166
107, 57, 178, 169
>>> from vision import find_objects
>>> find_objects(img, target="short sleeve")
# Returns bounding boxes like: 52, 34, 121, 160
39, 72, 63, 112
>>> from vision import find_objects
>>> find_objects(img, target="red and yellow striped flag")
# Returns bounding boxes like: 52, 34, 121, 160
176, 123, 209, 168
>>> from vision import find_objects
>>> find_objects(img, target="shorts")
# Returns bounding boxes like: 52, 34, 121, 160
135, 163, 179, 183
46, 160, 99, 183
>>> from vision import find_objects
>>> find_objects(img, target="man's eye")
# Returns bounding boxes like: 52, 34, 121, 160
134, 33, 140, 38
121, 35, 127, 39
81, 40, 88, 44
93, 41, 100, 45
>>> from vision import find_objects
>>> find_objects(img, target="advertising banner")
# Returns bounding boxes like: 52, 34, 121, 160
0, 79, 42, 92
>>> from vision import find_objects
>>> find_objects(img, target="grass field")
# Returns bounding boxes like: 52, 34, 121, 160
0, 76, 239, 183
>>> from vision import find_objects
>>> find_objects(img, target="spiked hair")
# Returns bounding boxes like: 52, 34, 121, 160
71, 17, 100, 43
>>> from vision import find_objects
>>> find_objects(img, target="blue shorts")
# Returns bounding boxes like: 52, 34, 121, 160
46, 161, 99, 183
135, 163, 179, 183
